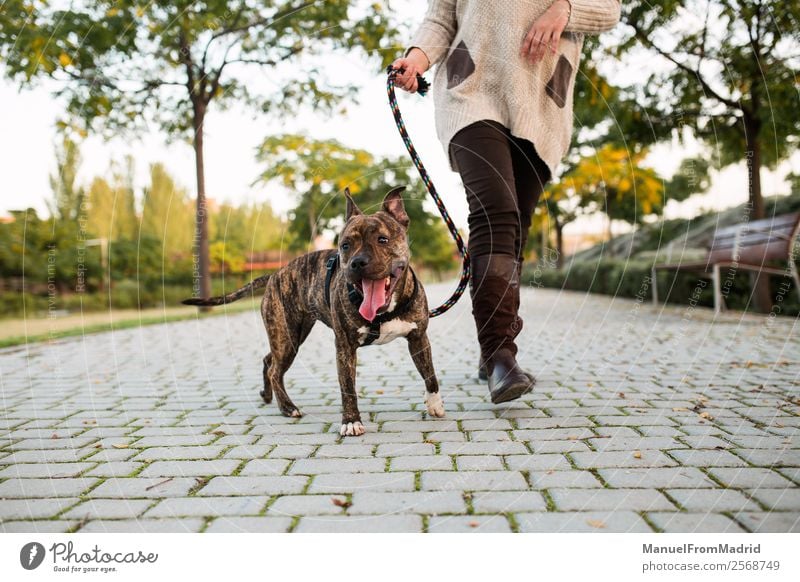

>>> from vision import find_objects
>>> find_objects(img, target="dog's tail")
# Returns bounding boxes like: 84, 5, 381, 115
181, 274, 271, 306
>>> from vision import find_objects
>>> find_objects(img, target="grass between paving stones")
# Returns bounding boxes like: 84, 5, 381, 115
638, 511, 663, 533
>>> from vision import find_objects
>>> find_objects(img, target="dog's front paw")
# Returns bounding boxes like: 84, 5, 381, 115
340, 421, 365, 437
424, 392, 445, 418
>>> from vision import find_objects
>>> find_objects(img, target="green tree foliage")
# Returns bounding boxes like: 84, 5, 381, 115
2, 0, 404, 302
616, 0, 800, 220
139, 164, 194, 260
48, 137, 85, 225
256, 135, 456, 272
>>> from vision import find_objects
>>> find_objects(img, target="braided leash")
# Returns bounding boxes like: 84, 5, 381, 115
385, 65, 470, 317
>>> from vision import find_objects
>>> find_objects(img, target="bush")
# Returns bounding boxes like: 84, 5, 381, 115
523, 258, 800, 316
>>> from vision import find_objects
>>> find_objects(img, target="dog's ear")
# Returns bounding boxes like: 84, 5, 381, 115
344, 187, 362, 221
382, 186, 409, 227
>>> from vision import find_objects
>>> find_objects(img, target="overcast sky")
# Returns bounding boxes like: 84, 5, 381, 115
1, 0, 797, 235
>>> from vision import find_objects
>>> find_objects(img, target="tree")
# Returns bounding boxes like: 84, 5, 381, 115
543, 145, 665, 261
618, 1, 799, 220
86, 164, 137, 243
3, 1, 403, 304
139, 164, 194, 260
256, 134, 456, 271
48, 137, 85, 225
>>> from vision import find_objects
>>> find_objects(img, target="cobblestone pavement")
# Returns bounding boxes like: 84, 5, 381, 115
1, 284, 798, 533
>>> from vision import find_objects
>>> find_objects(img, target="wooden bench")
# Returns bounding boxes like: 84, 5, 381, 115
651, 212, 800, 313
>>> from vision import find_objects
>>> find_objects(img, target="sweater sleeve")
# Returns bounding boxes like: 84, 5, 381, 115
564, 0, 621, 34
403, 0, 458, 68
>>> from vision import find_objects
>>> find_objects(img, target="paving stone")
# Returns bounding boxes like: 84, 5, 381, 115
421, 471, 527, 491
748, 488, 800, 511
570, 450, 678, 469
63, 499, 153, 520
205, 517, 292, 533
391, 455, 452, 471
139, 459, 241, 478
708, 467, 795, 488
456, 455, 504, 471
470, 491, 547, 513
516, 511, 653, 533
669, 449, 750, 467
294, 515, 422, 532
348, 491, 467, 515
145, 496, 267, 517
375, 443, 435, 456
504, 454, 571, 471
308, 472, 415, 493
646, 512, 747, 533
733, 512, 800, 533
666, 488, 761, 512
0, 462, 94, 478
527, 470, 603, 489
268, 495, 347, 516
598, 467, 716, 489
238, 459, 290, 476
197, 476, 307, 496
78, 519, 205, 533
0, 477, 97, 498
0, 498, 80, 520
0, 521, 77, 533
428, 515, 512, 533
133, 446, 227, 461
83, 461, 143, 478
89, 477, 198, 498
289, 457, 385, 474
549, 488, 676, 511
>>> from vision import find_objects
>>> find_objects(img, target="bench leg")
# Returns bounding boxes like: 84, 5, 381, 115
651, 267, 658, 305
712, 264, 723, 314
790, 260, 800, 303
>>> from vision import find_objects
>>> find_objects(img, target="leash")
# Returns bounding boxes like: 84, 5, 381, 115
385, 65, 470, 318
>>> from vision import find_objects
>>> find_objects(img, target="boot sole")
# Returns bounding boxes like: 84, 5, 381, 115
490, 377, 535, 404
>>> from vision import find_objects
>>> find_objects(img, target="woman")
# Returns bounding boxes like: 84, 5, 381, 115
391, 0, 621, 403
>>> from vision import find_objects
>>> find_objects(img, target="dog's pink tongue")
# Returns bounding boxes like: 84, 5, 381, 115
359, 279, 386, 322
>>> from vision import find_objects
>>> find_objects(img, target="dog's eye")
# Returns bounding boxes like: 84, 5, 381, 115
340, 242, 350, 252
377, 236, 389, 245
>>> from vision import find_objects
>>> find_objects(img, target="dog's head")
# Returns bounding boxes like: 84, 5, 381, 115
339, 186, 411, 322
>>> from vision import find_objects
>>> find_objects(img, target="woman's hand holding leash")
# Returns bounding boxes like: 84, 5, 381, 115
521, 0, 571, 64
390, 47, 430, 93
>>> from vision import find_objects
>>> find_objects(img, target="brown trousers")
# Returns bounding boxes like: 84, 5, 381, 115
449, 119, 551, 259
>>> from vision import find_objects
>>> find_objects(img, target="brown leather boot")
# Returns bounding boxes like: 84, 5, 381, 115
470, 254, 535, 403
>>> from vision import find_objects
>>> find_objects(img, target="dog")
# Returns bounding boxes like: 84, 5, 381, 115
183, 186, 444, 436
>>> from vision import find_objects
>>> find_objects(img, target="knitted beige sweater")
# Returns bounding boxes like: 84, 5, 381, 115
404, 0, 621, 179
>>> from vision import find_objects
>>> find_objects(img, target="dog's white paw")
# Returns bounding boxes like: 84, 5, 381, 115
340, 421, 365, 436
425, 392, 445, 418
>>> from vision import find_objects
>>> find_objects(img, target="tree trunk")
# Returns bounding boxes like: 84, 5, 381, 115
744, 114, 771, 312
192, 100, 212, 311
555, 219, 564, 268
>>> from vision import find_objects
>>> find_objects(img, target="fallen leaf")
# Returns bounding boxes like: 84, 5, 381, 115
211, 430, 226, 436
331, 497, 351, 509
567, 435, 579, 441
774, 423, 785, 428
51, 433, 60, 439
375, 390, 384, 395
546, 470, 555, 475
93, 443, 102, 448
633, 451, 642, 459
617, 392, 625, 398
586, 519, 606, 529
112, 443, 129, 449
468, 521, 479, 528
699, 412, 714, 420
672, 407, 688, 412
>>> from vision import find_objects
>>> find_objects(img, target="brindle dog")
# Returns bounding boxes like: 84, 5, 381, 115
183, 186, 444, 436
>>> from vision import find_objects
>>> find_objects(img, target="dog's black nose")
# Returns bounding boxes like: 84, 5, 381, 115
350, 255, 370, 272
